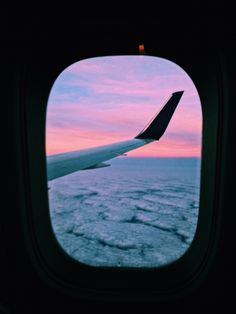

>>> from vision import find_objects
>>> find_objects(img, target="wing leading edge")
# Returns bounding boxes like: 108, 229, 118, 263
47, 91, 184, 181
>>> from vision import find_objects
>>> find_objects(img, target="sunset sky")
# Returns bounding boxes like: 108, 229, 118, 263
46, 55, 202, 157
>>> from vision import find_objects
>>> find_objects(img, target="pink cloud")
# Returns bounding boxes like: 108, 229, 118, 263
46, 56, 202, 157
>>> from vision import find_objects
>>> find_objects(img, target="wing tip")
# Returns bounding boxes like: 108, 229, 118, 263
172, 90, 184, 96
135, 91, 184, 140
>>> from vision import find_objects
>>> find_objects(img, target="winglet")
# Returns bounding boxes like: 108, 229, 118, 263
135, 91, 184, 140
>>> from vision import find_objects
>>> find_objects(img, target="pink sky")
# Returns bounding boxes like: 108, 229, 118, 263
46, 56, 202, 157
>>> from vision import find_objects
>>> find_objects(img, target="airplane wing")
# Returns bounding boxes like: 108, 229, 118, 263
47, 91, 184, 181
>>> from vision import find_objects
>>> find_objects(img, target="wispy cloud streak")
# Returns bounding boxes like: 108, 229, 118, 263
46, 56, 202, 157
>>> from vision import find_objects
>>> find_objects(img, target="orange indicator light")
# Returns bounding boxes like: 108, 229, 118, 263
139, 44, 145, 54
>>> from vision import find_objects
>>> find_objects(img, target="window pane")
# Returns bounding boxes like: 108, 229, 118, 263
46, 56, 202, 268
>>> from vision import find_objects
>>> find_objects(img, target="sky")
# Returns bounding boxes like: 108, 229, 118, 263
46, 55, 202, 157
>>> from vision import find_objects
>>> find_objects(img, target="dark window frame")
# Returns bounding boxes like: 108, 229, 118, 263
21, 37, 223, 300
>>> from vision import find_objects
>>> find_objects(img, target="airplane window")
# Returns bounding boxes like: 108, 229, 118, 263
46, 55, 202, 268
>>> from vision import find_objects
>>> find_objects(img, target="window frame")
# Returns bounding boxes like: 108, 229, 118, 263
21, 37, 223, 300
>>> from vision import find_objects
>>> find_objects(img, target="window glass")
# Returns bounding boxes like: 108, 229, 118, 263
46, 56, 202, 267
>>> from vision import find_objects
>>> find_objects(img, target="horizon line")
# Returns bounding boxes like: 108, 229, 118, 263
116, 156, 201, 158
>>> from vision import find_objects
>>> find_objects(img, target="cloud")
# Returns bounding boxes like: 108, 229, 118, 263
46, 56, 202, 157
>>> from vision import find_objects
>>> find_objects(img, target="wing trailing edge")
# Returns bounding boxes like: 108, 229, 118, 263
84, 162, 111, 170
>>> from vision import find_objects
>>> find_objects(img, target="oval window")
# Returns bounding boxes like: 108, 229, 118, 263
46, 55, 202, 268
